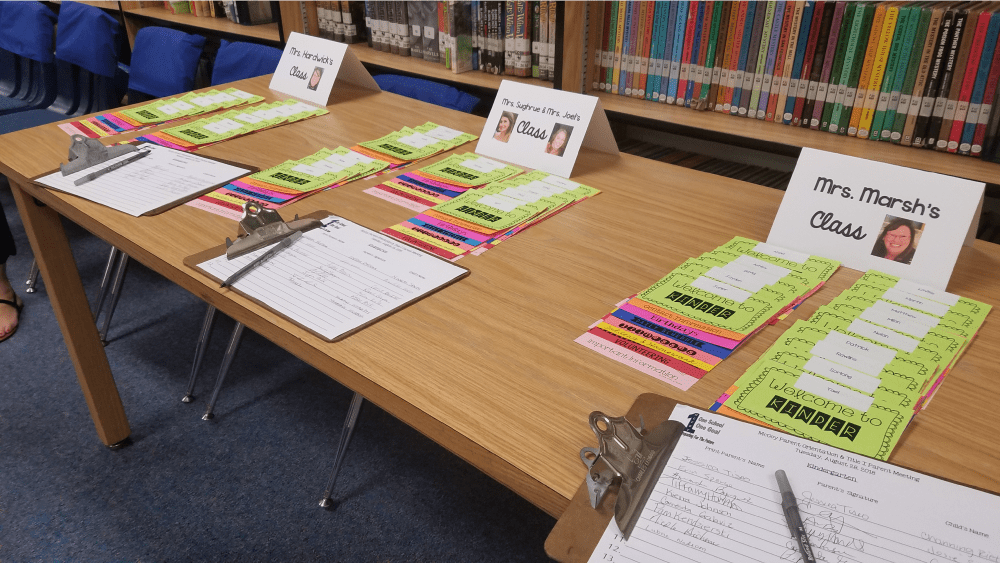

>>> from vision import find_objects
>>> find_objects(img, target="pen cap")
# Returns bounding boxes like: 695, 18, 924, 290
775, 469, 796, 505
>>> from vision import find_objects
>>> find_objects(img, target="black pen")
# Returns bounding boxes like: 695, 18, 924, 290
220, 231, 302, 288
775, 470, 817, 563
73, 149, 151, 186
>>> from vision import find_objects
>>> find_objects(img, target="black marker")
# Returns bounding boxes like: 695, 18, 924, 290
775, 470, 817, 563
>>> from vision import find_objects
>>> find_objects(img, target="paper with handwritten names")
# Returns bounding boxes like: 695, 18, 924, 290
197, 216, 467, 341
588, 404, 999, 563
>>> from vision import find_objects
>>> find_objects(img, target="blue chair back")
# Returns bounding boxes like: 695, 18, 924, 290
373, 74, 481, 114
128, 26, 206, 101
211, 40, 282, 85
0, 2, 58, 113
50, 1, 124, 115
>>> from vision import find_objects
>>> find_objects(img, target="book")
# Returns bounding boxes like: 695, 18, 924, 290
940, 4, 991, 151
913, 5, 957, 148
756, 0, 786, 119
847, 2, 887, 136
782, 0, 815, 123
692, 0, 714, 107
856, 3, 899, 139
717, 0, 739, 111
702, 0, 729, 110
971, 16, 1000, 156
531, 1, 540, 78
796, 0, 834, 126
883, 4, 929, 142
825, 0, 867, 134
901, 3, 946, 146
960, 8, 1000, 154
667, 0, 689, 105
774, 0, 806, 122
870, 4, 914, 141
734, 0, 764, 116
926, 4, 971, 149
747, 0, 778, 119
789, 0, 825, 125
729, 0, 756, 114
809, 0, 849, 130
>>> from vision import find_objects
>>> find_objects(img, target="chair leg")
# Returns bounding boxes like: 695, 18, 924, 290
182, 305, 218, 403
97, 251, 130, 344
24, 258, 40, 293
91, 247, 121, 318
202, 322, 245, 421
319, 392, 365, 509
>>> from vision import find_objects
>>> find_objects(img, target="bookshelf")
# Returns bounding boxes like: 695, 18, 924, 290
575, 1, 1000, 186
119, 2, 283, 47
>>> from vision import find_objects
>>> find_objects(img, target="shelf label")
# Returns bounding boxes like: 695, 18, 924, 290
474, 80, 618, 178
269, 32, 379, 106
767, 148, 984, 290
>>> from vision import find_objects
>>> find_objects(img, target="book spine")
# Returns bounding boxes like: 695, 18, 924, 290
857, 5, 898, 139
809, 1, 847, 129
758, 0, 786, 119
943, 7, 989, 152
795, 0, 832, 126
775, 1, 805, 122
836, 3, 875, 135
960, 11, 1000, 155
870, 5, 910, 140
677, 1, 699, 105
593, 1, 608, 89
604, 2, 618, 89
748, 0, 777, 119
889, 5, 929, 143
637, 1, 655, 98
826, 1, 863, 133
694, 0, 715, 107
532, 1, 541, 78
879, 5, 922, 141
847, 3, 886, 136
902, 6, 944, 145
611, 1, 626, 93
518, 1, 532, 77
397, 1, 411, 57
685, 0, 707, 107
624, 1, 639, 95
656, 1, 677, 102
547, 0, 555, 80
913, 8, 956, 147
667, 0, 688, 104
647, 1, 665, 100
730, 0, 757, 114
783, 0, 814, 123
707, 0, 732, 110
818, 1, 854, 132
934, 6, 976, 150
790, 0, 824, 125
720, 0, 744, 112
981, 86, 1000, 159
735, 0, 764, 116
925, 7, 969, 148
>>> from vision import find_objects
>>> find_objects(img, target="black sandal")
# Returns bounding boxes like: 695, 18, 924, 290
0, 293, 23, 343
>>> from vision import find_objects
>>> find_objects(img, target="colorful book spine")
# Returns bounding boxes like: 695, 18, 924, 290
960, 9, 1000, 155
835, 3, 875, 136
797, 1, 834, 126
685, 0, 707, 107
944, 6, 991, 151
749, 0, 779, 119
757, 0, 786, 119
827, 1, 867, 133
693, 0, 714, 107
926, 6, 969, 149
677, 0, 699, 105
721, 0, 747, 112
890, 5, 932, 143
667, 0, 689, 104
736, 0, 765, 116
878, 5, 923, 142
809, 1, 848, 129
633, 1, 651, 97
856, 4, 899, 138
776, 1, 808, 123
790, 1, 825, 125
646, 1, 665, 100
707, 0, 732, 110
730, 0, 758, 114
766, 0, 796, 121
869, 5, 910, 141
847, 2, 887, 136
615, 1, 631, 94
605, 2, 620, 91
971, 33, 1000, 156
913, 7, 957, 147
623, 0, 638, 95
934, 5, 978, 150
902, 5, 946, 146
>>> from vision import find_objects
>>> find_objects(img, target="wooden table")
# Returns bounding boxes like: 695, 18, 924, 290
1, 76, 997, 519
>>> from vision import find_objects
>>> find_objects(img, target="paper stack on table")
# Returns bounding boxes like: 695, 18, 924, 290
352, 122, 478, 167
187, 146, 391, 220
58, 87, 265, 138
381, 171, 600, 261
713, 270, 991, 460
138, 99, 328, 151
577, 237, 840, 391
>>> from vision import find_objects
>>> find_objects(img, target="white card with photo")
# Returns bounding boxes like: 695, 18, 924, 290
475, 80, 618, 178
269, 32, 379, 106
768, 148, 984, 290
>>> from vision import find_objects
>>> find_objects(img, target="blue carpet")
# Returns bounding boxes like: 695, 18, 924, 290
0, 186, 555, 561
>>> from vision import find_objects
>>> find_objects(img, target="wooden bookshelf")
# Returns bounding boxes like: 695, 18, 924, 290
349, 43, 552, 90
120, 4, 282, 47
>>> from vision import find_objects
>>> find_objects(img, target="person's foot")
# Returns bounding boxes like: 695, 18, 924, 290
0, 278, 19, 342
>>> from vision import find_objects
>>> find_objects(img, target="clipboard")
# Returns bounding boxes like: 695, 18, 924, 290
183, 210, 470, 343
31, 141, 258, 217
544, 394, 681, 563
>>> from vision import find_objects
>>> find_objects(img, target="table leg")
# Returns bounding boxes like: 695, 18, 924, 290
11, 181, 131, 447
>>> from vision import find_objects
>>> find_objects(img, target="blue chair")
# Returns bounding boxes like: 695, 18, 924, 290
211, 39, 282, 85
127, 26, 206, 102
0, 2, 58, 115
373, 74, 481, 113
51, 1, 125, 116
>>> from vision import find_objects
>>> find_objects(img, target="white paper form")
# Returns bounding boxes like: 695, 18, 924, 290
589, 404, 1000, 563
34, 143, 250, 217
197, 217, 467, 341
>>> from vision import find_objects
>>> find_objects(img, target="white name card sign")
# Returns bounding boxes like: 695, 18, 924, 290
768, 148, 984, 290
269, 32, 379, 106
474, 80, 618, 178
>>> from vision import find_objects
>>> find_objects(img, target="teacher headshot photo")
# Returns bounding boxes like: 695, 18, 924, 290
871, 216, 923, 265
307, 66, 323, 91
544, 124, 573, 157
493, 111, 517, 143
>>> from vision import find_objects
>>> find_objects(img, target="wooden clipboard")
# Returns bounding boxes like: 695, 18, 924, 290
31, 140, 258, 216
183, 210, 470, 343
544, 393, 681, 563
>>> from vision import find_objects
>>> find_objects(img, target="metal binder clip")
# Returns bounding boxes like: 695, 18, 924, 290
225, 201, 323, 260
60, 135, 138, 176
580, 411, 684, 540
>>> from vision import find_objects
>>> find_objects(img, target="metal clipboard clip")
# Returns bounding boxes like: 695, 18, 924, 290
225, 201, 323, 260
60, 135, 139, 176
580, 411, 684, 540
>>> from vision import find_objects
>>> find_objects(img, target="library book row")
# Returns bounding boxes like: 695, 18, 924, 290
314, 1, 558, 80
159, 1, 277, 25
590, 1, 1000, 161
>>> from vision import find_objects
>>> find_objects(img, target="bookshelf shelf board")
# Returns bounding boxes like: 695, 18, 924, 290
594, 91, 1000, 186
349, 43, 553, 90
123, 6, 281, 43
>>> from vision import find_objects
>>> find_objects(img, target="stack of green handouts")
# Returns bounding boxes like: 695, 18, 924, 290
714, 270, 991, 461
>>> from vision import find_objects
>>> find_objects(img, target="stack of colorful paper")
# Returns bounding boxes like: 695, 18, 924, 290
381, 171, 600, 261
187, 147, 390, 220
351, 122, 478, 167
714, 270, 991, 461
366, 153, 524, 211
138, 99, 328, 151
58, 87, 264, 138
576, 237, 840, 391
